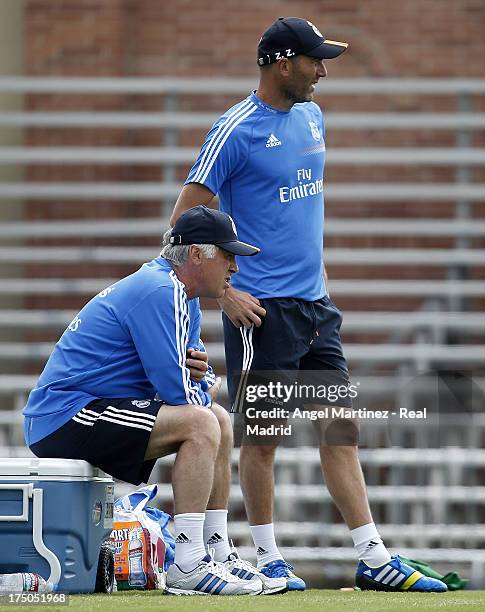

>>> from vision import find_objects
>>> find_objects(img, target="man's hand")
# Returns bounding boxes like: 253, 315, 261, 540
218, 286, 266, 328
186, 348, 209, 382
208, 376, 222, 401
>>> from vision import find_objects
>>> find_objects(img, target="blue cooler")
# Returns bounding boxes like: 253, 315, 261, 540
0, 458, 114, 593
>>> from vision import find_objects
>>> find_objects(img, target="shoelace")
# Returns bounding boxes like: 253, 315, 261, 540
392, 556, 423, 579
370, 556, 412, 582
204, 548, 242, 582
211, 562, 241, 582
227, 555, 260, 575
227, 542, 261, 575
266, 560, 294, 578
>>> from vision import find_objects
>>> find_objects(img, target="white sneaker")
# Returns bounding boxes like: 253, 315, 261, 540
166, 553, 263, 596
223, 546, 288, 595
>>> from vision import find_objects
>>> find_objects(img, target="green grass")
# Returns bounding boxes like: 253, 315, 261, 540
6, 589, 484, 612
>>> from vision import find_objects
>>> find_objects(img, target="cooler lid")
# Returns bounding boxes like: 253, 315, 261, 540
0, 458, 107, 478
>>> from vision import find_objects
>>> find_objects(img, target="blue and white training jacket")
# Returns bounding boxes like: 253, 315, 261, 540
23, 257, 214, 445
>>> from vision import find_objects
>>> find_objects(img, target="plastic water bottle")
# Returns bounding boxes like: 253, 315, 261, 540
0, 573, 53, 593
128, 529, 147, 587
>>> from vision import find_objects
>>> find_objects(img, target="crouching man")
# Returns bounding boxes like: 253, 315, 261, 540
23, 206, 286, 596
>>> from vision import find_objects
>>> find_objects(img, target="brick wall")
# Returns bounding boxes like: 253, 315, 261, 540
21, 1, 485, 330
25, 0, 485, 78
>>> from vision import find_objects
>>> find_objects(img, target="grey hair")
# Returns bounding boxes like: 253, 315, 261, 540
160, 229, 217, 266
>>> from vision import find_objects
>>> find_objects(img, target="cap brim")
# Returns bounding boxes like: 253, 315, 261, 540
218, 240, 260, 256
306, 39, 348, 59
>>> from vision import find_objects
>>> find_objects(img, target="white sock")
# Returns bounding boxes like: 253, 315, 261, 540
350, 522, 392, 568
174, 512, 207, 571
250, 523, 282, 568
203, 509, 232, 562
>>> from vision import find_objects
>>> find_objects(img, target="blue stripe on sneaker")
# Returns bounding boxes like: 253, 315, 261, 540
231, 568, 239, 576
245, 572, 255, 579
194, 573, 214, 591
206, 576, 222, 593
212, 580, 228, 595
238, 569, 247, 579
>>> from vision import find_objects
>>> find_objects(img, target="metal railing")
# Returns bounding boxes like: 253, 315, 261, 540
0, 78, 484, 585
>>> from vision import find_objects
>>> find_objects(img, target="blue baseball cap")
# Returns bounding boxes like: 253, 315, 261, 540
258, 17, 348, 66
170, 206, 260, 256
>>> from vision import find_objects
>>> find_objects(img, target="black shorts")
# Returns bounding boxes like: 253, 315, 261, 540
223, 295, 353, 414
29, 398, 163, 485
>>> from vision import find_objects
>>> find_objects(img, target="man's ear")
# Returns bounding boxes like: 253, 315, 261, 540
277, 57, 291, 77
188, 244, 203, 265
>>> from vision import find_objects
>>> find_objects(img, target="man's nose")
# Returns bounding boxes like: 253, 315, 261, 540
230, 259, 238, 273
317, 61, 327, 78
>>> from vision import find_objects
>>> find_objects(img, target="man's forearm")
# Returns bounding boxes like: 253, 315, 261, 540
170, 182, 216, 225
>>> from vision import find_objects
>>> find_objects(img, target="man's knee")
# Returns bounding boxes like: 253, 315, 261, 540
210, 402, 233, 445
320, 417, 360, 446
187, 405, 221, 448
146, 403, 221, 460
241, 443, 277, 463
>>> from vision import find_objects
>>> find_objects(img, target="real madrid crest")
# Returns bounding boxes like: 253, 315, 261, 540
308, 121, 321, 142
132, 400, 151, 409
307, 21, 324, 38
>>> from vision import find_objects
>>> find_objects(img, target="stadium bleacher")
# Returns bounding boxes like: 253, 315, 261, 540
0, 76, 484, 586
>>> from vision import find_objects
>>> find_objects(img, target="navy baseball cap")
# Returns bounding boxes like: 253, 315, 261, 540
258, 17, 348, 66
170, 206, 260, 256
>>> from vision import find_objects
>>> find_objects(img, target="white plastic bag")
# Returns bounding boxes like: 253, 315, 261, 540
110, 485, 170, 590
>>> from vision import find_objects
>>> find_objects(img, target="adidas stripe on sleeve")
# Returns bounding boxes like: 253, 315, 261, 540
124, 276, 211, 408
185, 97, 257, 195
187, 306, 216, 391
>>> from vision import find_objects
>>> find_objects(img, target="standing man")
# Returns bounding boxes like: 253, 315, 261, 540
23, 206, 288, 596
171, 18, 446, 593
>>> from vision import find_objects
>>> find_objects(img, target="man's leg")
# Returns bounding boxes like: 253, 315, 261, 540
316, 414, 391, 567
317, 416, 373, 528
145, 403, 221, 571
238, 407, 305, 590
223, 315, 282, 567
223, 305, 307, 588
317, 416, 447, 592
239, 444, 281, 561
145, 403, 220, 513
153, 404, 263, 596
303, 296, 393, 569
239, 444, 275, 525
204, 404, 287, 595
204, 405, 288, 595
202, 404, 281, 563
203, 402, 233, 561
206, 402, 233, 510
239, 440, 305, 590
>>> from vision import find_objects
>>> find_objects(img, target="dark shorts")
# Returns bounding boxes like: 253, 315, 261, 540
223, 295, 353, 414
30, 397, 164, 485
